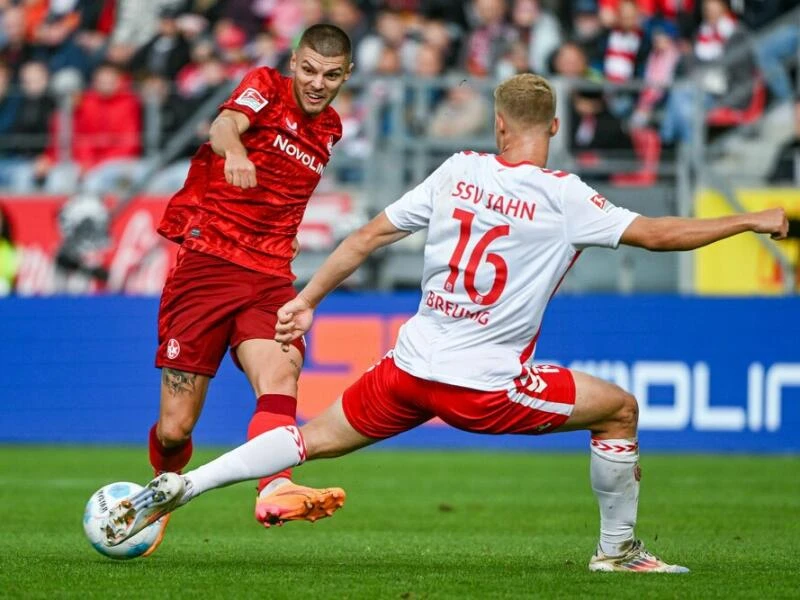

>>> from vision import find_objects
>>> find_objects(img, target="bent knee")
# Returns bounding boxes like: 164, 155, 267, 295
251, 363, 300, 397
157, 420, 193, 447
613, 389, 639, 432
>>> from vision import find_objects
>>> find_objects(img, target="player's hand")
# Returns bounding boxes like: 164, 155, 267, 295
275, 295, 314, 343
224, 152, 257, 189
752, 207, 788, 240
291, 237, 300, 261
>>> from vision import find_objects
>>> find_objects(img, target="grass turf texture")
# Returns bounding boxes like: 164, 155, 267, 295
1, 447, 798, 599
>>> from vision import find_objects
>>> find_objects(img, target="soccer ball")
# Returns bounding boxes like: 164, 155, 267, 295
83, 481, 162, 560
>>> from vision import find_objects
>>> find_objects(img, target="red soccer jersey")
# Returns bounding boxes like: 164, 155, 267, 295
157, 66, 342, 279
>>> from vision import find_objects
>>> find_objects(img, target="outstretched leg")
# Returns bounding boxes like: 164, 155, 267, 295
103, 398, 372, 545
559, 370, 688, 573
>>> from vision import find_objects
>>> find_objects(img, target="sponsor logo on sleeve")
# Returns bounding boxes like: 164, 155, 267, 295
589, 193, 615, 212
234, 87, 269, 112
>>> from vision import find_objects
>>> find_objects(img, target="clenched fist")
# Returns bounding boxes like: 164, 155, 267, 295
224, 151, 257, 189
752, 207, 789, 240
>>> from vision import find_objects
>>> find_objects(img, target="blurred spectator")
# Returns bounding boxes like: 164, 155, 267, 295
74, 0, 117, 75
495, 39, 532, 78
660, 0, 758, 145
328, 0, 371, 53
11, 60, 54, 156
107, 0, 183, 66
591, 0, 700, 41
267, 0, 324, 52
39, 62, 141, 193
0, 61, 21, 143
756, 21, 798, 104
72, 62, 141, 170
175, 38, 215, 97
213, 20, 251, 79
140, 74, 192, 158
248, 31, 281, 68
601, 0, 649, 117
463, 0, 514, 77
414, 42, 447, 78
601, 0, 647, 83
129, 5, 191, 80
0, 6, 33, 74
768, 98, 800, 184
330, 87, 369, 182
421, 0, 470, 31
553, 42, 632, 168
27, 0, 85, 74
375, 45, 403, 75
182, 0, 224, 29
629, 19, 681, 128
357, 10, 417, 75
428, 82, 490, 138
730, 0, 788, 29
421, 18, 461, 70
223, 0, 269, 40
551, 39, 603, 80
408, 43, 446, 132
0, 203, 18, 296
508, 0, 562, 75
570, 0, 607, 66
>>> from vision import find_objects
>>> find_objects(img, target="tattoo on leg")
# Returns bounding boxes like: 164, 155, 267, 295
163, 368, 198, 396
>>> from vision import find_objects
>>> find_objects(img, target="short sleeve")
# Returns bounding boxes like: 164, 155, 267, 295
562, 175, 639, 249
384, 155, 456, 232
219, 68, 274, 122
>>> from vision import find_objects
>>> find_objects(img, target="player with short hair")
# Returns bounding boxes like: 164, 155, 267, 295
105, 74, 788, 571
143, 23, 353, 555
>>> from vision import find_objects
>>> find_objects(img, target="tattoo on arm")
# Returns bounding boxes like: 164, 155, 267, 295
162, 368, 198, 397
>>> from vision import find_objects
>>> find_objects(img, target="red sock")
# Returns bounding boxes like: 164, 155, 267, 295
148, 423, 193, 474
248, 394, 297, 494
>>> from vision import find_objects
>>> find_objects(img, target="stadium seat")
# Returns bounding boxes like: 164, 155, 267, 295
706, 77, 767, 127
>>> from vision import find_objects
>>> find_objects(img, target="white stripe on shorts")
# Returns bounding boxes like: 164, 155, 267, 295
506, 389, 574, 417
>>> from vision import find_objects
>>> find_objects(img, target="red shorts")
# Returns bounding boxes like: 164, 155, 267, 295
156, 248, 305, 377
342, 355, 576, 439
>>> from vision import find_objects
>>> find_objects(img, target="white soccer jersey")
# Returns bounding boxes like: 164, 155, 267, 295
384, 151, 639, 391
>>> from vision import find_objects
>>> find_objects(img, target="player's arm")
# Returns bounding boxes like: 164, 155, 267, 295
620, 208, 788, 251
209, 109, 256, 189
275, 213, 409, 342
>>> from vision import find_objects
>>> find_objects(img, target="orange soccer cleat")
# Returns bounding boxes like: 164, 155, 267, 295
255, 483, 346, 528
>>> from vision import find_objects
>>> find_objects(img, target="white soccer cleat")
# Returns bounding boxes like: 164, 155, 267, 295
588, 539, 690, 573
103, 473, 186, 547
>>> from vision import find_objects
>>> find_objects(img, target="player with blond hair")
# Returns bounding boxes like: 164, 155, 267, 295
104, 74, 787, 572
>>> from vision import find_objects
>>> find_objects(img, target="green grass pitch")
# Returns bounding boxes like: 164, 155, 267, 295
1, 446, 798, 599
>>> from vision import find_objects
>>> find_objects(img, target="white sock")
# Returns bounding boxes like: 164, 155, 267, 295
590, 437, 640, 557
180, 426, 307, 503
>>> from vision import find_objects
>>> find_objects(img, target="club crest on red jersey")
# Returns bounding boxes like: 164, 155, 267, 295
235, 87, 269, 112
285, 118, 298, 132
166, 338, 181, 360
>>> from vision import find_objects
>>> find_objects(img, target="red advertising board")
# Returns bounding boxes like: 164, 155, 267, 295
1, 192, 356, 295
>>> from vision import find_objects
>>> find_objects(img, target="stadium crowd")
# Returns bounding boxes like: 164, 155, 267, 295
0, 0, 795, 194
0, 0, 797, 297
